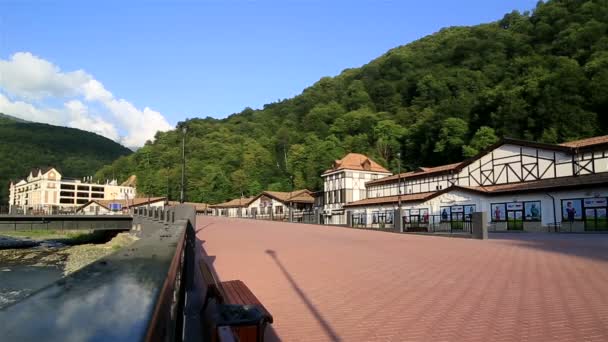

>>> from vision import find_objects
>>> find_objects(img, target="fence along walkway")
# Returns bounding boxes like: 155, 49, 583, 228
215, 209, 321, 225
1, 205, 201, 342
351, 211, 473, 234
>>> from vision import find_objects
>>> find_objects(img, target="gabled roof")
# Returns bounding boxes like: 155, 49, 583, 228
167, 201, 210, 212
29, 167, 59, 177
463, 172, 608, 194
322, 153, 390, 175
77, 197, 166, 211
365, 135, 608, 187
210, 197, 257, 208
256, 189, 315, 204
559, 135, 608, 149
367, 162, 461, 186
343, 191, 438, 207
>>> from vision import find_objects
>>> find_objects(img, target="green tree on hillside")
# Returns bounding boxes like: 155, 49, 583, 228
95, 0, 608, 204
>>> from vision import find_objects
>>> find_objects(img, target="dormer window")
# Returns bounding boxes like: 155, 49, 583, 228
362, 159, 372, 171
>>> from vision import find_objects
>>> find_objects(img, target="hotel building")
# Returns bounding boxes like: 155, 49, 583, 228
8, 167, 137, 214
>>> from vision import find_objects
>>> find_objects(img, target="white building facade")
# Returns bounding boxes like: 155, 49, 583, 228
9, 167, 136, 214
321, 153, 392, 225
344, 136, 608, 232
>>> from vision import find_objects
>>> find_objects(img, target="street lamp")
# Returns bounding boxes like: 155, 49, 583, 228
180, 126, 187, 204
397, 152, 402, 210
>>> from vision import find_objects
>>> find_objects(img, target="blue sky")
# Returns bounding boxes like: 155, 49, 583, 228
0, 0, 539, 146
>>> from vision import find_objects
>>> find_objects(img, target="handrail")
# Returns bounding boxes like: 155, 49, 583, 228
0, 204, 200, 342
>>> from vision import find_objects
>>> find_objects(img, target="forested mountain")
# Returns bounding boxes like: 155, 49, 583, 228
97, 0, 608, 204
0, 115, 132, 204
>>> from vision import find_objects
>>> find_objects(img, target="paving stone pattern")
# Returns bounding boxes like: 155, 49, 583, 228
196, 216, 608, 342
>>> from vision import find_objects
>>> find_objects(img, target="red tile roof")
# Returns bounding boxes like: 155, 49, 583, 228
167, 201, 211, 212
559, 135, 608, 148
343, 192, 436, 207
78, 197, 166, 210
468, 172, 608, 194
210, 197, 257, 208
323, 153, 390, 175
261, 189, 315, 204
367, 135, 608, 187
366, 162, 461, 186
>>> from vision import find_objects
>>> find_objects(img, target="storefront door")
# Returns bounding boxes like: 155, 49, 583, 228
451, 212, 464, 230
584, 207, 608, 231
507, 210, 523, 230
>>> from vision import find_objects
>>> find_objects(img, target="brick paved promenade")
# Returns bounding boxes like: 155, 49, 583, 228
196, 216, 608, 342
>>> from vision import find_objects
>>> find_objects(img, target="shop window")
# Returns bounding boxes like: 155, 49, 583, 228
491, 203, 506, 222
524, 201, 541, 221
562, 199, 583, 222
403, 208, 429, 225
562, 198, 608, 231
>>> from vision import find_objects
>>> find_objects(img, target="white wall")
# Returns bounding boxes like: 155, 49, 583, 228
347, 187, 608, 228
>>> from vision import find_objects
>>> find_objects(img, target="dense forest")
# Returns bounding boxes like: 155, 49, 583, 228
0, 114, 132, 204
96, 0, 608, 204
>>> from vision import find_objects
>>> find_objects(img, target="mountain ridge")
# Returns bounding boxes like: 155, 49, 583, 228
96, 0, 608, 204
0, 117, 132, 205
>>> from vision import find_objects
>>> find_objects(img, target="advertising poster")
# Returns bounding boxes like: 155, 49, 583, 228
524, 201, 541, 221
386, 211, 394, 224
562, 199, 582, 221
491, 203, 506, 221
440, 207, 451, 221
420, 208, 429, 223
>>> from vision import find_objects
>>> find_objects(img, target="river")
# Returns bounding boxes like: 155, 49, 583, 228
0, 247, 66, 309
0, 232, 137, 309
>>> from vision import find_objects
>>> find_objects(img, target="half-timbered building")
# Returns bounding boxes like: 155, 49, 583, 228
344, 136, 608, 232
321, 153, 392, 225
243, 190, 315, 221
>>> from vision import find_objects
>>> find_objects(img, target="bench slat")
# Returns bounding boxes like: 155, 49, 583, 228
221, 280, 273, 323
231, 281, 262, 306
199, 260, 273, 324
222, 281, 246, 305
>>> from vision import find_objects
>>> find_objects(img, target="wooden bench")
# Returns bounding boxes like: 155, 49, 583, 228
199, 260, 273, 342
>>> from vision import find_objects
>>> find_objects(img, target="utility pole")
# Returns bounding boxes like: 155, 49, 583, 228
147, 153, 151, 211
289, 174, 294, 222
166, 169, 170, 205
180, 126, 187, 204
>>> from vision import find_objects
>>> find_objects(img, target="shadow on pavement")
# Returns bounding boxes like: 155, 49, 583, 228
196, 237, 283, 341
490, 232, 608, 262
265, 249, 341, 342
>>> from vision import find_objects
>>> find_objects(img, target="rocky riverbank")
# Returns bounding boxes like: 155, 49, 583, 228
0, 232, 138, 308
0, 232, 138, 275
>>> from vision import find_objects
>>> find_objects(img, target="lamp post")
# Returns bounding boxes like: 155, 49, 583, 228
397, 152, 402, 210
289, 174, 294, 222
180, 126, 187, 204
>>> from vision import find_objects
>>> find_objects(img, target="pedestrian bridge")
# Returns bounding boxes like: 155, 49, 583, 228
0, 214, 133, 231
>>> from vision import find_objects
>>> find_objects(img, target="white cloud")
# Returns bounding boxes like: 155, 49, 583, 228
0, 52, 172, 147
